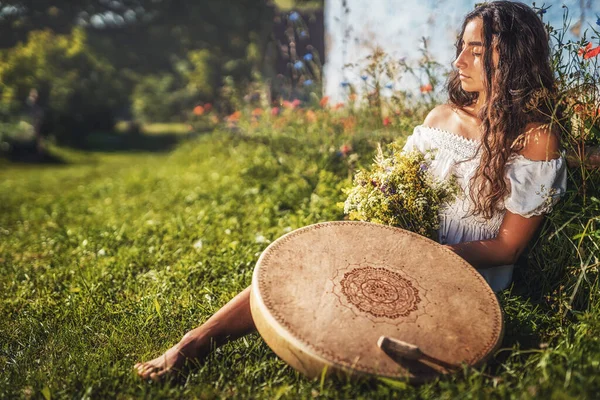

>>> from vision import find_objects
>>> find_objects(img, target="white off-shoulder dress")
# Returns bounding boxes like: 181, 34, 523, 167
403, 125, 567, 292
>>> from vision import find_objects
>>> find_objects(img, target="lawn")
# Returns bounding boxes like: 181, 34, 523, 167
1, 122, 599, 399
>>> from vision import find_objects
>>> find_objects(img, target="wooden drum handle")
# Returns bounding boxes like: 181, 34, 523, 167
377, 336, 423, 360
377, 336, 459, 371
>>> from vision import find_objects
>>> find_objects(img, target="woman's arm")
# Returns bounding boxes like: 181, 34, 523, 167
445, 123, 561, 268
444, 211, 544, 268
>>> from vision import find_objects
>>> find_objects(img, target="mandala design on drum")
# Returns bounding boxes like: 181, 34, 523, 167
340, 266, 420, 319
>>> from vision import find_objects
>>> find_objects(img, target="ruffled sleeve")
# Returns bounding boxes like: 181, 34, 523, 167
402, 125, 435, 154
504, 154, 567, 218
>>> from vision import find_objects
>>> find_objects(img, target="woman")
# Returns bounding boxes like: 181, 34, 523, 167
134, 1, 566, 380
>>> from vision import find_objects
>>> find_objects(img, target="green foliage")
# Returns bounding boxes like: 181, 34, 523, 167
131, 50, 221, 123
131, 74, 188, 123
183, 49, 219, 99
0, 27, 124, 143
0, 1, 277, 131
0, 120, 35, 143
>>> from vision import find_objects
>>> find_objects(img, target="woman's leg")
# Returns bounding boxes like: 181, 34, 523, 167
134, 286, 255, 380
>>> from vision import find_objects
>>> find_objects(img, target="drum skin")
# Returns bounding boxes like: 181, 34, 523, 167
250, 221, 504, 381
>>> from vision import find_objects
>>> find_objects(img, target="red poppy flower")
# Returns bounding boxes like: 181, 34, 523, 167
383, 117, 391, 126
585, 46, 600, 59
193, 105, 205, 116
578, 43, 591, 57
578, 42, 600, 59
227, 111, 242, 122
271, 107, 280, 116
319, 96, 329, 107
420, 84, 433, 94
204, 103, 212, 112
340, 144, 352, 156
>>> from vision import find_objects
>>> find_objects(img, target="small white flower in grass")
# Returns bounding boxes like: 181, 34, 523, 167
82, 239, 88, 247
225, 229, 231, 235
97, 248, 106, 256
283, 226, 292, 233
255, 234, 267, 243
193, 239, 203, 250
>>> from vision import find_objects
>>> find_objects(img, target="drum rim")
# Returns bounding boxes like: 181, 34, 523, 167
251, 221, 504, 378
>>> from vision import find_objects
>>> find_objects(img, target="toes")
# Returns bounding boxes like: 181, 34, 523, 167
136, 365, 146, 377
139, 364, 156, 379
135, 363, 147, 375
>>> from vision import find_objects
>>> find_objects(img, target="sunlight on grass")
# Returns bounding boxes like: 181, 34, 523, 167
114, 121, 191, 135
142, 123, 191, 135
1, 116, 599, 397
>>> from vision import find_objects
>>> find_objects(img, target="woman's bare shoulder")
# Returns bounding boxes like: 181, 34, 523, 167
517, 123, 561, 161
423, 104, 456, 128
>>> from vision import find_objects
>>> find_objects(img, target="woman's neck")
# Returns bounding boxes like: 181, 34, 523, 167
472, 93, 486, 115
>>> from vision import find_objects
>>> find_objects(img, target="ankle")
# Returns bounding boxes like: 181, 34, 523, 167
179, 325, 218, 349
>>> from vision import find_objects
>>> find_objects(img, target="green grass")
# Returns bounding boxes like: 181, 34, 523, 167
273, 0, 323, 11
1, 124, 599, 399
114, 122, 192, 135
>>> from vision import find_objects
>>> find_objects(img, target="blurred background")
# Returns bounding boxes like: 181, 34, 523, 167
0, 0, 596, 161
0, 0, 324, 161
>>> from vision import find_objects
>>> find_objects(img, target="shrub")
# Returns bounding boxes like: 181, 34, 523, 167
0, 27, 125, 144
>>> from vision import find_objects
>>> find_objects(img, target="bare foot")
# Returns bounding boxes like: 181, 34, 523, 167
135, 287, 256, 381
134, 330, 210, 381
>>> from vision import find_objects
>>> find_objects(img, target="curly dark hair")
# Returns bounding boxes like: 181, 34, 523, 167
447, 1, 558, 219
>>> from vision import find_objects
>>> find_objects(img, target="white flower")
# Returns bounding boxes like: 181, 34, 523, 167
255, 234, 267, 243
97, 249, 106, 256
193, 239, 203, 250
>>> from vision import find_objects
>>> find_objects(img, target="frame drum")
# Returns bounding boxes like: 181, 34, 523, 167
250, 221, 503, 382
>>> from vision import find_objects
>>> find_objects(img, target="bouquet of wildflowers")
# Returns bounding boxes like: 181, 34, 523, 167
342, 143, 458, 239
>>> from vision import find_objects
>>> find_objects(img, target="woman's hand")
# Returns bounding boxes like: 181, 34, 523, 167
444, 211, 544, 268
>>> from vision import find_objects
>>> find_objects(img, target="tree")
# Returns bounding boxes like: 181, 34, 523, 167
0, 1, 281, 125
0, 27, 125, 143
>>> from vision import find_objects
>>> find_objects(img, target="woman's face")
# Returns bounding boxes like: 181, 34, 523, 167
454, 18, 498, 94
